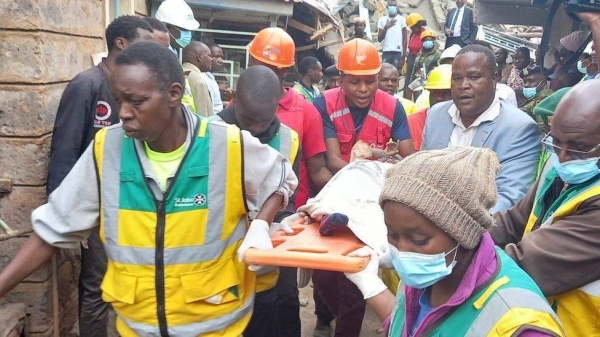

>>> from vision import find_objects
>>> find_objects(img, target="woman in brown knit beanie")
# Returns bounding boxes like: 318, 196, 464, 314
344, 146, 565, 337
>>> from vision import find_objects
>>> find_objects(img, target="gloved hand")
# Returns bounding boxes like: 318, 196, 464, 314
268, 221, 295, 235
378, 244, 393, 269
237, 219, 273, 269
344, 247, 387, 299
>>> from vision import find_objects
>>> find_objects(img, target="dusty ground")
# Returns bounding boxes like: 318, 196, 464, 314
299, 283, 384, 337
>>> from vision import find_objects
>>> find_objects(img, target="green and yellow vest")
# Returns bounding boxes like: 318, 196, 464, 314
181, 76, 197, 114
524, 162, 600, 337
389, 248, 565, 337
93, 116, 255, 337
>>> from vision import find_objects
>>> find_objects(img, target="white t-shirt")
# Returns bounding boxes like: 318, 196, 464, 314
496, 83, 517, 107
378, 15, 407, 53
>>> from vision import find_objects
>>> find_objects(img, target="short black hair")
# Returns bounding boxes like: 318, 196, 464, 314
324, 64, 340, 77
144, 17, 168, 33
106, 15, 153, 51
298, 56, 321, 76
237, 65, 281, 115
456, 44, 498, 74
515, 46, 532, 65
114, 41, 184, 90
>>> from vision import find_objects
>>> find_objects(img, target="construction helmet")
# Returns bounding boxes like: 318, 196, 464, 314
155, 0, 200, 31
406, 13, 424, 28
337, 39, 381, 76
420, 29, 435, 40
249, 27, 295, 68
424, 64, 452, 90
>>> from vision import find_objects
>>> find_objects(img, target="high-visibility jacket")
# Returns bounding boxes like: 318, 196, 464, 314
182, 76, 197, 114
389, 248, 565, 337
524, 162, 600, 337
323, 87, 396, 162
211, 115, 301, 292
93, 116, 255, 337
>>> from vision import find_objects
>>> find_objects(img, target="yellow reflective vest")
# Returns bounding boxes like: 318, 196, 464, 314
93, 116, 255, 336
524, 163, 600, 337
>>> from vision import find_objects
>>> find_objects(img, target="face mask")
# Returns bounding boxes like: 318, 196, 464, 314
423, 41, 435, 49
577, 60, 588, 74
390, 243, 459, 289
522, 86, 537, 100
387, 6, 398, 15
175, 30, 192, 48
551, 153, 600, 184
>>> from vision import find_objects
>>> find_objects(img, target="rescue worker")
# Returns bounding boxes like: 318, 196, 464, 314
314, 38, 415, 175
404, 13, 427, 98
518, 66, 553, 132
182, 41, 214, 117
247, 27, 334, 337
45, 16, 154, 337
214, 65, 300, 336
491, 80, 600, 337
378, 63, 418, 116
312, 38, 414, 337
293, 56, 323, 103
155, 0, 199, 114
408, 64, 453, 151
344, 146, 565, 337
409, 29, 442, 87
0, 42, 297, 337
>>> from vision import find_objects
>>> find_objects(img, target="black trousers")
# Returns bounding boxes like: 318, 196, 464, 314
78, 227, 110, 337
445, 36, 466, 49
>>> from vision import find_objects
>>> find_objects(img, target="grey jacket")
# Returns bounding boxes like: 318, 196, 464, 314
422, 100, 542, 213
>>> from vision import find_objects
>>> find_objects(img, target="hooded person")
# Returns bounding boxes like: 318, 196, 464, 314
549, 31, 587, 91
343, 146, 565, 336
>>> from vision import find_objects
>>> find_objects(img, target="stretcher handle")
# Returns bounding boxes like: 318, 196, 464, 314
244, 247, 370, 273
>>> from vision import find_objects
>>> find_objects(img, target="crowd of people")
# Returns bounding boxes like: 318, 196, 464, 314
1, 0, 600, 336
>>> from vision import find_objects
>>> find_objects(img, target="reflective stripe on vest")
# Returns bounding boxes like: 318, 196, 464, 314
522, 160, 600, 336
389, 248, 564, 337
93, 116, 255, 336
323, 87, 396, 162
181, 76, 196, 114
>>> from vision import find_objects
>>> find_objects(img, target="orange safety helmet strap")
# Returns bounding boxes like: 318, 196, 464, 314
337, 39, 382, 76
249, 27, 295, 68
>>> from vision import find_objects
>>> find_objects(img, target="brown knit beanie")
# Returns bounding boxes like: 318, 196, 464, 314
380, 146, 499, 249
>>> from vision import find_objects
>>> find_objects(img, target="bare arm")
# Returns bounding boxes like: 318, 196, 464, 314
255, 193, 285, 225
367, 289, 397, 322
402, 28, 408, 57
324, 138, 349, 174
0, 233, 57, 297
397, 139, 416, 158
306, 153, 333, 190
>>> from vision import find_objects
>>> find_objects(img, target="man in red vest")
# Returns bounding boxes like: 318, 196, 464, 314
311, 39, 414, 337
313, 39, 415, 175
246, 27, 334, 337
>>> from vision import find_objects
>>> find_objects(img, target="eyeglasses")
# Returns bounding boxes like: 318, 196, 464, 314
541, 133, 600, 159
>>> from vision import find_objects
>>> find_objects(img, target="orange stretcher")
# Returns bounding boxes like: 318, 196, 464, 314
243, 219, 369, 273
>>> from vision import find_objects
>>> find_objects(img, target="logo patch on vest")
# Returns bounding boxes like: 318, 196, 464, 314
174, 193, 206, 207
94, 101, 113, 128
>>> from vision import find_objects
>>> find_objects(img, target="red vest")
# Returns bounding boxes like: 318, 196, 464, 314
323, 87, 396, 162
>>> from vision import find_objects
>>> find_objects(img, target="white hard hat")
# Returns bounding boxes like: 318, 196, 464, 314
155, 0, 199, 31
440, 44, 462, 61
584, 41, 594, 55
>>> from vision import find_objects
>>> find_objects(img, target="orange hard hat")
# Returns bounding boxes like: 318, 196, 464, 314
249, 27, 295, 68
420, 29, 435, 40
337, 39, 381, 76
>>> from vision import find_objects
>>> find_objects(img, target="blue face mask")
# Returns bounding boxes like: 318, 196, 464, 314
551, 153, 600, 184
387, 6, 398, 16
423, 41, 435, 49
577, 60, 588, 74
175, 30, 192, 48
390, 243, 459, 289
522, 86, 537, 100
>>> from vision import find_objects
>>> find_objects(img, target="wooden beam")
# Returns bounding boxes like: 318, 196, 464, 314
310, 23, 334, 41
296, 38, 343, 51
287, 18, 316, 35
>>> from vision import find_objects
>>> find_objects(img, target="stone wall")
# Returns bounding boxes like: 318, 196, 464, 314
0, 0, 149, 335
